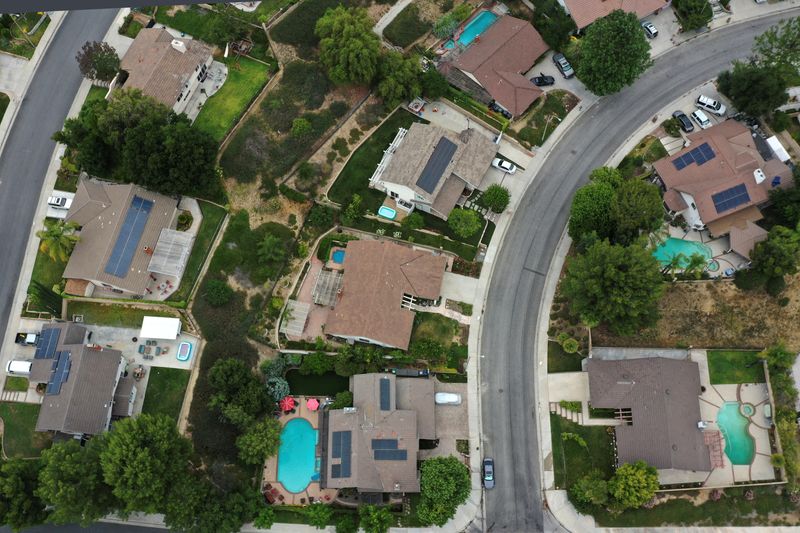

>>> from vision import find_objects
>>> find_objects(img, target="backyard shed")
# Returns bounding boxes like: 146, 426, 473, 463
139, 316, 182, 340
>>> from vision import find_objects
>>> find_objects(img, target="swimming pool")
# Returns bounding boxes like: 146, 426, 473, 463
277, 418, 320, 493
446, 10, 498, 48
652, 238, 712, 268
378, 206, 397, 220
331, 249, 345, 264
717, 402, 755, 465
177, 341, 192, 362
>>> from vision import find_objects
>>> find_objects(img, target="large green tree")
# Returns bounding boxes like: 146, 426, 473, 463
576, 10, 652, 95
568, 180, 616, 241
610, 179, 664, 245
0, 459, 47, 531
608, 461, 659, 509
421, 69, 450, 100
717, 61, 789, 117
770, 178, 800, 228
377, 51, 422, 108
563, 239, 664, 335
164, 476, 259, 533
236, 417, 282, 465
100, 414, 192, 515
208, 358, 269, 428
754, 17, 800, 76
417, 456, 470, 526
448, 208, 482, 239
673, 0, 713, 31
359, 504, 393, 533
532, 0, 576, 50
316, 6, 381, 85
750, 225, 800, 281
75, 40, 120, 82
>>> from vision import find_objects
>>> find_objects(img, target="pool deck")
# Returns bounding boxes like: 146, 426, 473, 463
664, 226, 750, 276
262, 396, 339, 506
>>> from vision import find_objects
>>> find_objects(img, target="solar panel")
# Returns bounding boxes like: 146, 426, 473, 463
45, 351, 71, 395
416, 137, 457, 194
672, 157, 686, 171
379, 378, 391, 411
699, 142, 715, 160
693, 152, 707, 165
104, 195, 154, 278
374, 449, 408, 461
712, 184, 750, 213
372, 439, 399, 450
35, 328, 60, 359
332, 431, 343, 458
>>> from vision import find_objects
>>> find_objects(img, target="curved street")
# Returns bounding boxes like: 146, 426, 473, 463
480, 10, 800, 532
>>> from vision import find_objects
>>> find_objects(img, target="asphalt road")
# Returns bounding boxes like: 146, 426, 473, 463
480, 11, 800, 532
0, 10, 117, 352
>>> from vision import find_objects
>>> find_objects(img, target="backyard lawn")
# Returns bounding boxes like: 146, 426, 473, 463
550, 414, 615, 489
285, 370, 349, 396
0, 12, 50, 59
707, 350, 765, 384
141, 367, 190, 423
548, 341, 583, 373
169, 201, 227, 303
383, 4, 429, 48
193, 56, 270, 142
30, 235, 67, 292
65, 301, 180, 328
4, 377, 28, 392
0, 92, 9, 124
411, 313, 459, 347
0, 402, 52, 458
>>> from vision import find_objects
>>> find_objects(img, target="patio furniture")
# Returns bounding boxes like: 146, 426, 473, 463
300, 498, 306, 504
155, 347, 162, 356
145, 347, 152, 355
265, 483, 272, 489
138, 345, 145, 354
144, 354, 154, 361
278, 494, 284, 502
162, 347, 169, 355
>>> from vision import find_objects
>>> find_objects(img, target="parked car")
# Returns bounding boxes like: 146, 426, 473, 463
47, 196, 72, 210
488, 101, 512, 119
691, 109, 712, 129
552, 53, 575, 79
531, 73, 555, 86
483, 457, 495, 489
695, 94, 727, 116
15, 332, 38, 345
672, 110, 694, 133
641, 21, 658, 39
435, 392, 462, 405
6, 360, 32, 376
492, 158, 517, 174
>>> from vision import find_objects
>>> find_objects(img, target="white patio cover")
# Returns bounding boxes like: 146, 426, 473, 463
139, 316, 182, 339
766, 136, 791, 163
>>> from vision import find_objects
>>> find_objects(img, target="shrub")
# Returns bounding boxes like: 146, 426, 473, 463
733, 268, 767, 291
662, 118, 681, 137
766, 275, 787, 296
332, 137, 350, 157
562, 338, 580, 354
559, 400, 581, 413
279, 184, 307, 203
330, 100, 349, 118
448, 208, 482, 239
204, 279, 234, 307
306, 204, 336, 228
401, 212, 424, 231
481, 184, 510, 213
330, 391, 353, 409
291, 117, 312, 137
770, 111, 791, 132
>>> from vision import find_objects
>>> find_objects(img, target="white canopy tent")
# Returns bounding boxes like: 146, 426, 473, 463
139, 316, 182, 340
766, 136, 791, 163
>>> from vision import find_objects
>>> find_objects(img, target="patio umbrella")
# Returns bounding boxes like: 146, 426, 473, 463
279, 396, 295, 411
306, 398, 320, 411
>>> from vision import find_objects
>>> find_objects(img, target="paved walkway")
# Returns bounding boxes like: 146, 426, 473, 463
373, 0, 413, 38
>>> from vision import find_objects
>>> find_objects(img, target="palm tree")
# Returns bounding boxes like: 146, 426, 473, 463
36, 220, 79, 262
661, 253, 686, 276
683, 252, 708, 279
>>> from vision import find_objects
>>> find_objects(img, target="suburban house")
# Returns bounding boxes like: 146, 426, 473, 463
321, 373, 435, 496
558, 0, 669, 30
62, 175, 194, 297
369, 122, 497, 220
587, 357, 713, 477
119, 27, 213, 115
325, 240, 447, 350
653, 120, 792, 255
30, 322, 135, 436
438, 15, 548, 117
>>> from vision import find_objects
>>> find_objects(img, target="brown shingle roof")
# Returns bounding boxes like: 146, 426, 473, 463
729, 220, 768, 259
452, 15, 547, 115
563, 0, 669, 29
395, 377, 436, 440
120, 28, 212, 108
325, 241, 447, 350
587, 357, 712, 472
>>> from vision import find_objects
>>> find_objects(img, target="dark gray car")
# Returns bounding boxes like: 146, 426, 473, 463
483, 457, 495, 489
672, 110, 694, 133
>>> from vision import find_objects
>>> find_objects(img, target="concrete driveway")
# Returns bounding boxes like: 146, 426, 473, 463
0, 53, 27, 99
440, 272, 479, 304
420, 378, 469, 460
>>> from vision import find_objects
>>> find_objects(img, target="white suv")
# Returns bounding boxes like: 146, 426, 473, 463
691, 109, 712, 129
696, 95, 727, 116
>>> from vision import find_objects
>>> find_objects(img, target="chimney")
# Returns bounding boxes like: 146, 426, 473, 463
171, 39, 187, 54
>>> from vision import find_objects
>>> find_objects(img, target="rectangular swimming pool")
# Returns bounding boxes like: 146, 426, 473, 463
456, 10, 498, 47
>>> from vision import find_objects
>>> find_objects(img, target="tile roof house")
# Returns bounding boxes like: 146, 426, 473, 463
559, 0, 669, 29
587, 357, 712, 473
30, 322, 134, 436
120, 27, 213, 115
439, 15, 548, 116
369, 122, 497, 219
653, 120, 792, 238
62, 175, 185, 297
321, 373, 436, 494
325, 240, 447, 350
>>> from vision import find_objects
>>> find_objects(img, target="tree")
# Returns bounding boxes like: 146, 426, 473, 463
258, 233, 288, 264
417, 456, 470, 526
410, 339, 448, 365
291, 117, 312, 138
481, 184, 511, 213
401, 212, 424, 232
208, 358, 268, 426
751, 225, 800, 281
608, 461, 659, 509
563, 239, 664, 335
236, 417, 282, 465
204, 279, 234, 307
570, 470, 609, 507
336, 515, 359, 533
568, 181, 616, 241
754, 17, 800, 76
673, 0, 713, 31
306, 503, 333, 529
254, 507, 276, 529
75, 40, 120, 81
717, 61, 789, 117
37, 438, 118, 526
36, 220, 79, 262
261, 356, 287, 380
683, 252, 708, 279
164, 475, 258, 533
307, 204, 336, 228
207, 14, 248, 47
342, 194, 364, 225
330, 390, 353, 409
421, 69, 450, 100
0, 459, 47, 531
377, 51, 422, 108
532, 0, 576, 49
770, 173, 800, 227
448, 208, 482, 239
266, 377, 291, 402
589, 166, 624, 188
610, 179, 664, 245
576, 10, 652, 95
359, 504, 393, 533
300, 351, 334, 375
316, 6, 381, 85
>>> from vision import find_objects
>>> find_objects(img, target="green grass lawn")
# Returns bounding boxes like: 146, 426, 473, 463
254, 0, 296, 20
707, 350, 765, 384
548, 341, 583, 373
141, 367, 190, 423
30, 242, 67, 293
384, 4, 430, 48
194, 56, 270, 142
0, 402, 52, 458
411, 313, 459, 347
550, 414, 615, 489
169, 201, 226, 303
0, 13, 50, 59
285, 369, 349, 396
4, 377, 29, 392
328, 109, 427, 212
0, 92, 9, 124
155, 5, 221, 41
65, 301, 179, 328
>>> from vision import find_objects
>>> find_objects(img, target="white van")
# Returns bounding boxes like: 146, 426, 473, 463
691, 109, 712, 129
435, 392, 462, 405
6, 360, 32, 376
696, 95, 727, 116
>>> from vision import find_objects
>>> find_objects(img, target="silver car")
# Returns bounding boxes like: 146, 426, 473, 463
483, 457, 495, 489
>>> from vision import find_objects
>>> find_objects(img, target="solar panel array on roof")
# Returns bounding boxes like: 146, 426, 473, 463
46, 351, 71, 395
671, 142, 716, 171
374, 449, 408, 461
372, 439, 399, 450
416, 137, 457, 194
331, 431, 352, 478
712, 184, 751, 214
35, 328, 61, 359
104, 195, 154, 278
379, 378, 391, 411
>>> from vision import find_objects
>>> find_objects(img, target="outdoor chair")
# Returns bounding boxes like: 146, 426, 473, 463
155, 347, 162, 356
138, 345, 145, 354
145, 347, 152, 355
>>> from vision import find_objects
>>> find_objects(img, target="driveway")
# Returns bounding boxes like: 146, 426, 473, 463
440, 272, 479, 304
420, 379, 469, 460
0, 53, 27, 99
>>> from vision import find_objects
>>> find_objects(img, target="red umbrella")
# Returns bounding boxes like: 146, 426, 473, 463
306, 398, 320, 411
279, 396, 295, 411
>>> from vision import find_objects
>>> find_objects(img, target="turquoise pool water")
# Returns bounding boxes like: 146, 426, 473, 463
277, 418, 320, 493
717, 402, 755, 465
378, 205, 397, 220
652, 238, 712, 268
331, 249, 345, 264
455, 10, 498, 47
